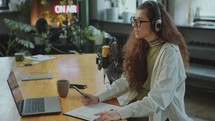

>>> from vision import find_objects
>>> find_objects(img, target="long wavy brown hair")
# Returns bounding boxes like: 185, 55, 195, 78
123, 2, 189, 91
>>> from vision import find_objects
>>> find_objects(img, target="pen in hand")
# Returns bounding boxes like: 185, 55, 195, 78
72, 86, 88, 98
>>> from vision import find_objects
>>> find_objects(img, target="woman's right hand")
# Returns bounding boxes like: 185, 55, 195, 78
80, 93, 99, 105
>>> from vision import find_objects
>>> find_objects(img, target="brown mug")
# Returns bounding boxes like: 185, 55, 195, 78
14, 53, 25, 62
56, 79, 69, 98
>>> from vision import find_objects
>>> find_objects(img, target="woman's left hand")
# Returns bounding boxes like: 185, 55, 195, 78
94, 110, 121, 121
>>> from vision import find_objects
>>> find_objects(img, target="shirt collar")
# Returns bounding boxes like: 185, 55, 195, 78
148, 38, 164, 47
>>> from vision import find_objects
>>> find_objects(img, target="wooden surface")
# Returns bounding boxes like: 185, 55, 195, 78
0, 54, 124, 121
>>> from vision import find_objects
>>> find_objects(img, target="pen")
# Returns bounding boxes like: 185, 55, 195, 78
24, 63, 32, 66
72, 86, 88, 98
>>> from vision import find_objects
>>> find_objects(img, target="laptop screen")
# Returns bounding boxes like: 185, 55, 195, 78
7, 71, 24, 113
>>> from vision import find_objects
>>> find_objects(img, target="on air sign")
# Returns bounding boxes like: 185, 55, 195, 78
54, 5, 78, 14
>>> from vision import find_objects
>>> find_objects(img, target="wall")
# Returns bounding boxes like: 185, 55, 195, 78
89, 0, 109, 21
173, 0, 215, 25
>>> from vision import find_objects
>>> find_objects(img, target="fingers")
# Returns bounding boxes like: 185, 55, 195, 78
93, 110, 112, 121
80, 93, 99, 105
94, 110, 121, 121
94, 111, 112, 121
96, 115, 111, 121
95, 111, 109, 116
80, 96, 90, 105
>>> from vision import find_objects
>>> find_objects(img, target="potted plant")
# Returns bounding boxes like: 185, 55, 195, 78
59, 16, 113, 53
105, 0, 119, 21
3, 18, 35, 56
120, 0, 131, 23
3, 18, 52, 56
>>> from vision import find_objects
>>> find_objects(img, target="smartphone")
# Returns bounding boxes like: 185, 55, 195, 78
70, 84, 88, 89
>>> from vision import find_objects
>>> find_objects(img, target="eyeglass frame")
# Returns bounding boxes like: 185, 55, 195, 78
130, 16, 151, 27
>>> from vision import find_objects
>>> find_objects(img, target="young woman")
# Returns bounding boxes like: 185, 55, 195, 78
81, 1, 193, 121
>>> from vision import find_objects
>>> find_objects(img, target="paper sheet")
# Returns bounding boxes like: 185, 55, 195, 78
25, 54, 56, 61
64, 103, 120, 121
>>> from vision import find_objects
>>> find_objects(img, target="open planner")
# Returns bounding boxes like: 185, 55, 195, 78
64, 103, 120, 121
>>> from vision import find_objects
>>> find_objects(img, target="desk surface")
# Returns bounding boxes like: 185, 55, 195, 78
0, 54, 123, 121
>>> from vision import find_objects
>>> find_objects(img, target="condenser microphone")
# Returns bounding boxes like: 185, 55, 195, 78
101, 45, 110, 69
101, 45, 110, 84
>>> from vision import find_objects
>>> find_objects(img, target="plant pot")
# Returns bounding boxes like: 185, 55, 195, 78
106, 7, 119, 22
8, 3, 19, 11
122, 12, 131, 23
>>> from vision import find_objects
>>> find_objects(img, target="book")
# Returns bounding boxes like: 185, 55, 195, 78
64, 103, 120, 121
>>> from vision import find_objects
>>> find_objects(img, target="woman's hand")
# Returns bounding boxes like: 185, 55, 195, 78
94, 110, 121, 121
80, 93, 99, 105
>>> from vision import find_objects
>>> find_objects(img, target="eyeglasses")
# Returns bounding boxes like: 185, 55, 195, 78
130, 16, 150, 27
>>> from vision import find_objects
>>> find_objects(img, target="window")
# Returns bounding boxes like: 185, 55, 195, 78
0, 0, 9, 10
192, 0, 215, 17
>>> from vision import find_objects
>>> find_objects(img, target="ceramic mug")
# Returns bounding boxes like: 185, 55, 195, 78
56, 79, 69, 98
14, 53, 25, 62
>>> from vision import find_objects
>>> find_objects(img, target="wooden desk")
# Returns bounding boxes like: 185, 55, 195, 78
0, 54, 124, 121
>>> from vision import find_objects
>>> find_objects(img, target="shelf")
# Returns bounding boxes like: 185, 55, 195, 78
0, 10, 20, 14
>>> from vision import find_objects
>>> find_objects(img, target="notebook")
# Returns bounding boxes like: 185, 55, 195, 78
20, 72, 52, 81
7, 71, 62, 116
64, 103, 119, 120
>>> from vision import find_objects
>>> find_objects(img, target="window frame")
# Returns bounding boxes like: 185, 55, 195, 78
0, 0, 9, 10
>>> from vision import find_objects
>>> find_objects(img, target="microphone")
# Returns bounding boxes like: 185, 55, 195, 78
101, 45, 110, 69
96, 38, 123, 85
101, 45, 110, 84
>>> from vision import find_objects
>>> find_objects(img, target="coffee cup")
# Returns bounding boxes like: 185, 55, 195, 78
14, 53, 25, 62
56, 79, 69, 98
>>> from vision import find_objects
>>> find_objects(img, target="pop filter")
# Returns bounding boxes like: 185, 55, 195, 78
96, 38, 123, 84
110, 41, 120, 66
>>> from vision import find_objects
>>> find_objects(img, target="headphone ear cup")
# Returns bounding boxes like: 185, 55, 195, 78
155, 19, 162, 32
151, 19, 162, 32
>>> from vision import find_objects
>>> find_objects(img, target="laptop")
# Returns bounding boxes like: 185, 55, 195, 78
20, 72, 52, 81
7, 71, 62, 116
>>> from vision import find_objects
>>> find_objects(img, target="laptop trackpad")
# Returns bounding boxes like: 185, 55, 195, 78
45, 96, 61, 112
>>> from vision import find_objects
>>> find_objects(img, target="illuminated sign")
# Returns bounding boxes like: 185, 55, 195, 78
54, 5, 78, 14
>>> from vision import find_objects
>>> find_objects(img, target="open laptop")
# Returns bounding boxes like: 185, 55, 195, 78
7, 71, 62, 116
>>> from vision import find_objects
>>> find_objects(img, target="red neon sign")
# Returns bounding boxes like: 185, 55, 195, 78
54, 5, 78, 14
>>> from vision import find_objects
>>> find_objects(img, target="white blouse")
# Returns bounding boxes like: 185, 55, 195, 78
96, 43, 193, 121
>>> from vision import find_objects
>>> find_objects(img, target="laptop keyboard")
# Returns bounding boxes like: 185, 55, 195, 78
24, 98, 45, 113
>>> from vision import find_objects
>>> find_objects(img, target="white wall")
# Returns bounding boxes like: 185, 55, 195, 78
89, 0, 110, 21
173, 0, 215, 25
173, 0, 190, 25
9, 0, 19, 4
192, 0, 215, 17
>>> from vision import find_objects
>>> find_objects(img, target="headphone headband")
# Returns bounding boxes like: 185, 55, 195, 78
145, 1, 162, 32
